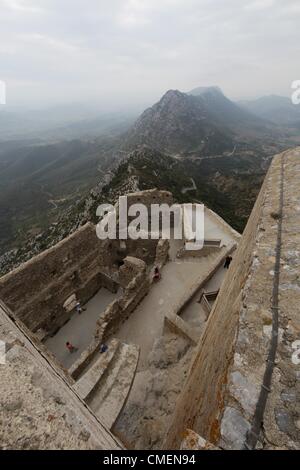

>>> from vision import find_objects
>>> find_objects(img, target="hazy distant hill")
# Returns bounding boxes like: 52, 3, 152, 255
125, 87, 272, 156
189, 86, 266, 130
239, 95, 300, 127
0, 105, 136, 142
125, 89, 234, 155
0, 137, 119, 254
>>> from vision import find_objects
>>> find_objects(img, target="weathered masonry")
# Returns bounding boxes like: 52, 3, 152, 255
0, 150, 300, 450
165, 147, 300, 450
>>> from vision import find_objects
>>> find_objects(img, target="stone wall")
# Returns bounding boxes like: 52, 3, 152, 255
0, 189, 175, 338
119, 256, 147, 288
102, 268, 150, 341
177, 244, 221, 259
122, 238, 159, 265
118, 239, 169, 289
164, 148, 300, 450
164, 153, 271, 449
117, 188, 173, 212
154, 239, 170, 268
163, 244, 236, 348
69, 259, 150, 380
0, 301, 122, 450
114, 189, 174, 265
218, 149, 300, 450
0, 223, 120, 335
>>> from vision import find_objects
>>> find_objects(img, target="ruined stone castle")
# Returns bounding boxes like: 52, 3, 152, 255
0, 148, 299, 450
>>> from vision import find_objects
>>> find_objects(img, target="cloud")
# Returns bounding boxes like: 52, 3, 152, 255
0, 0, 298, 107
245, 0, 275, 11
2, 0, 43, 13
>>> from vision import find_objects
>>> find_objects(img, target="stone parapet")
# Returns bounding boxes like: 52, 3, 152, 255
164, 148, 300, 450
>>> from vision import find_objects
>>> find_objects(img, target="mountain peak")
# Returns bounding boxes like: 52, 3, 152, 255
159, 89, 187, 105
124, 86, 234, 155
162, 89, 183, 97
124, 84, 267, 156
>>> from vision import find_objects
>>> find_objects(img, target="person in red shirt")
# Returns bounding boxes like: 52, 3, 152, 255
66, 342, 77, 353
153, 266, 161, 282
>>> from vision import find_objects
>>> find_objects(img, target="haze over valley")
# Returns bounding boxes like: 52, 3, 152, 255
1, 0, 300, 274
1, 85, 299, 274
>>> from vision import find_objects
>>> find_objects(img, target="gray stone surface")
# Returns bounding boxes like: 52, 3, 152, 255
220, 407, 250, 450
87, 342, 140, 429
0, 303, 122, 450
220, 148, 300, 450
230, 371, 259, 417
164, 148, 300, 450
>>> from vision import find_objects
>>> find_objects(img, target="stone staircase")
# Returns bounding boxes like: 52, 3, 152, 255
73, 338, 119, 400
72, 339, 139, 429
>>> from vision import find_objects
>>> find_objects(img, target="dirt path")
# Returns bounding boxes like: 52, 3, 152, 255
181, 178, 197, 194
37, 183, 58, 209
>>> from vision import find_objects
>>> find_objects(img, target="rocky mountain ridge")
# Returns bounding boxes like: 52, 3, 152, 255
124, 87, 272, 155
0, 86, 295, 275
0, 143, 271, 275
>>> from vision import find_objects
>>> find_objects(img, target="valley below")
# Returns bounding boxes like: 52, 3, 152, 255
0, 86, 299, 275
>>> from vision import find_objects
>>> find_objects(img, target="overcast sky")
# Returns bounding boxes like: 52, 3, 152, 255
0, 0, 299, 109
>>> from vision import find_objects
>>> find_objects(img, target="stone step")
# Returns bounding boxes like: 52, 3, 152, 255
87, 342, 140, 429
72, 338, 120, 400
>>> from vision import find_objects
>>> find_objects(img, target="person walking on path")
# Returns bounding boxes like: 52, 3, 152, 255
224, 256, 233, 269
75, 301, 86, 315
